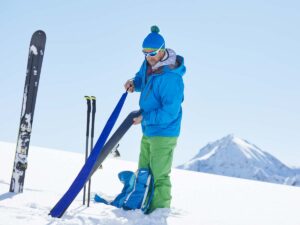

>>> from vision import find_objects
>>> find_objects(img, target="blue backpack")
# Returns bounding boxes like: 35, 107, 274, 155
94, 168, 154, 213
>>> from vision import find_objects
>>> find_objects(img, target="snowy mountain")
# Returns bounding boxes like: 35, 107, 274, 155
178, 134, 300, 187
1, 141, 300, 225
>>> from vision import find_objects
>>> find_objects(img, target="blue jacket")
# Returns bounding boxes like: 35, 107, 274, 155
133, 55, 186, 137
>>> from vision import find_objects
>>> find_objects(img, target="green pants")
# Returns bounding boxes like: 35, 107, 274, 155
138, 135, 177, 213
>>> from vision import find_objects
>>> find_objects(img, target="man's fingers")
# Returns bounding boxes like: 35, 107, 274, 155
133, 116, 141, 125
124, 80, 134, 92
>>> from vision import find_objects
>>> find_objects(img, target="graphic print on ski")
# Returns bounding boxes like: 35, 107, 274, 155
9, 30, 46, 193
49, 93, 134, 218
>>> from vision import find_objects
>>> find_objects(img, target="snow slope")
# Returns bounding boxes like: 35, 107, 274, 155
178, 134, 300, 186
1, 141, 300, 225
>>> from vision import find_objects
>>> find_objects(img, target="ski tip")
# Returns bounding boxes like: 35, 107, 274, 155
30, 30, 46, 48
33, 30, 46, 39
35, 30, 46, 34
84, 96, 91, 100
91, 96, 96, 100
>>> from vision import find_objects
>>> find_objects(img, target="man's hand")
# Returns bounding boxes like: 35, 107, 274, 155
133, 115, 143, 125
124, 79, 135, 93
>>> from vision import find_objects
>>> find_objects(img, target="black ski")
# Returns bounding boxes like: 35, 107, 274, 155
9, 30, 46, 193
90, 110, 141, 177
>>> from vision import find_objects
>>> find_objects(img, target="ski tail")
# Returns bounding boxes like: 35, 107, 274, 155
49, 92, 127, 218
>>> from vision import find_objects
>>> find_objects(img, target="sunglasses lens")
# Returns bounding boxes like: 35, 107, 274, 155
144, 50, 157, 57
149, 51, 157, 56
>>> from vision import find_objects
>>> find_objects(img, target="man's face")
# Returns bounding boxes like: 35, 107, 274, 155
145, 50, 165, 66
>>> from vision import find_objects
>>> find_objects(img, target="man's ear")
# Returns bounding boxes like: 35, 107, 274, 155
159, 50, 165, 59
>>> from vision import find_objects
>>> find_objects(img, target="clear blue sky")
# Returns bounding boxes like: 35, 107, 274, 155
0, 0, 299, 167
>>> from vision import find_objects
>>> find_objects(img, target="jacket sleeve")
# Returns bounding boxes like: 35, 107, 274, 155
133, 72, 142, 92
142, 75, 184, 125
133, 62, 145, 92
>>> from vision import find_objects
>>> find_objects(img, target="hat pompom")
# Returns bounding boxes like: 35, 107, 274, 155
151, 25, 160, 33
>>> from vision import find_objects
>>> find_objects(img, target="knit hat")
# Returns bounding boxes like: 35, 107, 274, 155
142, 25, 165, 50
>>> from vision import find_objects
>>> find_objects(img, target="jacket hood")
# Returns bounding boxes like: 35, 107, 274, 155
169, 55, 186, 77
152, 48, 177, 70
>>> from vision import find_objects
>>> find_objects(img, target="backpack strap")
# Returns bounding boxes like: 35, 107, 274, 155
141, 174, 152, 207
94, 194, 109, 205
141, 172, 154, 213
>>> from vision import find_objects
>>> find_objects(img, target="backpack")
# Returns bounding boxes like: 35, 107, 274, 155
94, 168, 154, 213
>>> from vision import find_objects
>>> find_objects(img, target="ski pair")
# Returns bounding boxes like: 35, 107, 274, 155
83, 96, 96, 207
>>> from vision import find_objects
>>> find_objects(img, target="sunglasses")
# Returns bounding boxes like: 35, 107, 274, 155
143, 43, 165, 57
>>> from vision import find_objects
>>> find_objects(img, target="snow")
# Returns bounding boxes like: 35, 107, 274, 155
1, 141, 300, 225
178, 135, 300, 187
198, 146, 217, 160
30, 45, 38, 55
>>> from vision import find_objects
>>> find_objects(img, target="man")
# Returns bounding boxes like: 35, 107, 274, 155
124, 25, 186, 214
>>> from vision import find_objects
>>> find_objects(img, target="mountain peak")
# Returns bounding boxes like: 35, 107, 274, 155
197, 134, 262, 161
178, 135, 299, 187
218, 134, 249, 146
223, 133, 236, 140
207, 133, 243, 145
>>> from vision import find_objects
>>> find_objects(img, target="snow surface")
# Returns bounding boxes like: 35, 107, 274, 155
1, 141, 300, 225
178, 134, 300, 187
